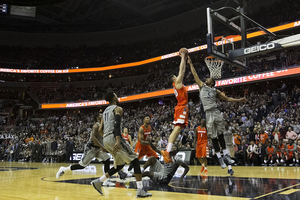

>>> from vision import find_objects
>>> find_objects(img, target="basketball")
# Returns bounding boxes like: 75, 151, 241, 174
179, 47, 189, 57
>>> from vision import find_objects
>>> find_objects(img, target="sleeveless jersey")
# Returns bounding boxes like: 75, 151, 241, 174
197, 126, 207, 145
172, 83, 188, 106
199, 84, 218, 112
103, 105, 118, 137
287, 144, 294, 151
139, 125, 151, 142
88, 122, 103, 145
223, 130, 233, 145
277, 144, 285, 152
122, 133, 129, 142
267, 146, 275, 154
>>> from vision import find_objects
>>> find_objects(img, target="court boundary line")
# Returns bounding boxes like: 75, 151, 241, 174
253, 182, 300, 199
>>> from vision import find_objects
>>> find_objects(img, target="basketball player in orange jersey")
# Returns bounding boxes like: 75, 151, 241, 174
135, 117, 159, 161
161, 48, 189, 164
122, 127, 133, 146
286, 139, 298, 166
194, 119, 208, 174
275, 139, 287, 164
265, 140, 276, 166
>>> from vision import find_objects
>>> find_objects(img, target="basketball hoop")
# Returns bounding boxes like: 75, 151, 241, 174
205, 56, 224, 79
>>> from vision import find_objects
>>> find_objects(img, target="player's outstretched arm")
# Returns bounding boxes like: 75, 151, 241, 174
187, 56, 204, 88
175, 51, 187, 90
139, 127, 150, 145
216, 90, 247, 103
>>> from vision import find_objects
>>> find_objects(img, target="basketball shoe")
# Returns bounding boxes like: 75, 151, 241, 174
161, 150, 172, 163
223, 154, 235, 165
136, 189, 152, 198
200, 166, 205, 173
91, 179, 103, 195
218, 157, 227, 169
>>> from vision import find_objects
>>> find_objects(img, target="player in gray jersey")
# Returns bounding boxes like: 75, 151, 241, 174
128, 141, 189, 184
91, 90, 152, 198
56, 113, 124, 186
188, 56, 246, 174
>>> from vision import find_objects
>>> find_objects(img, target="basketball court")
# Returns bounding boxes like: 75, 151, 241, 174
1, 161, 300, 200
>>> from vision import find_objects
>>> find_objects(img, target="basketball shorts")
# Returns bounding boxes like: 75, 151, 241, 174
288, 151, 294, 160
104, 134, 137, 168
268, 153, 273, 158
135, 144, 158, 160
79, 144, 110, 167
205, 109, 225, 139
150, 160, 169, 183
173, 105, 188, 127
276, 152, 282, 158
196, 144, 207, 158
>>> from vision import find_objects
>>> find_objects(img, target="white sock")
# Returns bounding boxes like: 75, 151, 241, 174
141, 167, 144, 173
136, 181, 143, 189
167, 143, 173, 152
63, 166, 71, 172
228, 165, 232, 170
204, 167, 207, 170
99, 175, 107, 183
216, 152, 221, 158
223, 149, 229, 156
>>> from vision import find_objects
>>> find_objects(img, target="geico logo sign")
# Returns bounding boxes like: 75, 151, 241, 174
73, 153, 97, 161
244, 43, 276, 54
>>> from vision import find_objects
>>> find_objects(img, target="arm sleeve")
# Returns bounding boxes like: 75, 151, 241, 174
114, 115, 122, 137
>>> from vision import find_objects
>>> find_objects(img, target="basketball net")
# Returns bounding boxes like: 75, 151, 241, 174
205, 56, 224, 79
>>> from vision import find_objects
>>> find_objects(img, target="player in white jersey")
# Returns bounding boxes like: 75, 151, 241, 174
90, 90, 151, 198
188, 56, 246, 174
56, 113, 126, 186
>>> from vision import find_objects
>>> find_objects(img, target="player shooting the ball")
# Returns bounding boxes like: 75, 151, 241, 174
161, 48, 189, 164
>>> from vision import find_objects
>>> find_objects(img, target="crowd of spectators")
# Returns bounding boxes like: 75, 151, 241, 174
1, 80, 300, 167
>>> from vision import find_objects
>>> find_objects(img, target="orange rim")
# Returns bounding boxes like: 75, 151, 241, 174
205, 56, 224, 62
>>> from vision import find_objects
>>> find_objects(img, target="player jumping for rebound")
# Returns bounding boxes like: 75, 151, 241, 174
161, 48, 189, 164
194, 118, 208, 174
188, 56, 246, 175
